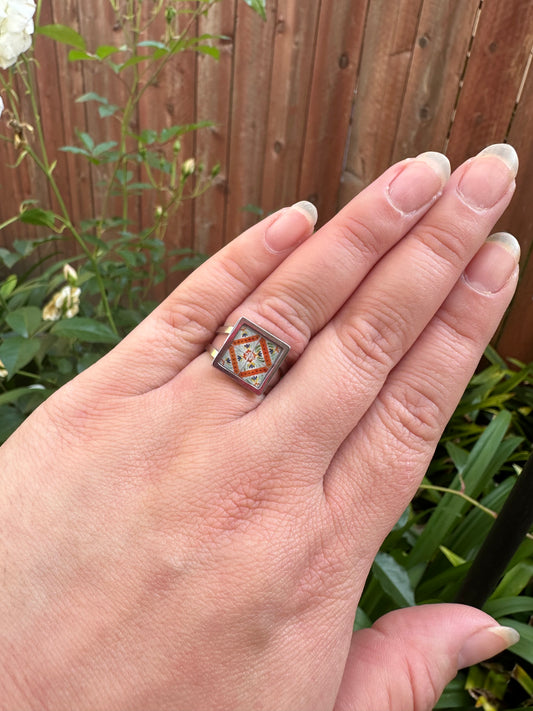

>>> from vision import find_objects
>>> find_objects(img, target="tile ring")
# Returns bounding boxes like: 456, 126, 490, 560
207, 316, 290, 394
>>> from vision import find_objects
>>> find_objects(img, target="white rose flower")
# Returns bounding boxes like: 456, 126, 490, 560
0, 95, 4, 117
0, 0, 36, 70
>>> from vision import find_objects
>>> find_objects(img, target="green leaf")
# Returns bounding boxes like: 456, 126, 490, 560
13, 239, 37, 257
491, 561, 533, 598
434, 674, 470, 708
497, 618, 533, 665
484, 596, 533, 617
0, 249, 20, 269
195, 45, 220, 59
92, 141, 118, 157
242, 0, 267, 20
95, 45, 121, 59
76, 92, 108, 104
0, 337, 41, 378
0, 274, 17, 299
5, 307, 42, 338
372, 552, 415, 607
19, 208, 57, 229
98, 104, 119, 118
0, 387, 35, 407
51, 318, 119, 344
36, 24, 86, 50
137, 40, 168, 50
79, 132, 95, 152
439, 546, 466, 567
354, 607, 372, 631
118, 55, 150, 71
408, 411, 513, 566
140, 129, 158, 145
0, 407, 24, 444
68, 49, 95, 61
60, 145, 91, 157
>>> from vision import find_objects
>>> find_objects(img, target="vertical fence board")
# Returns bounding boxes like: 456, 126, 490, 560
224, 1, 278, 241
300, 0, 368, 222
392, 0, 479, 161
195, 0, 236, 255
494, 59, 533, 361
259, 0, 321, 215
447, 0, 533, 166
339, 0, 423, 208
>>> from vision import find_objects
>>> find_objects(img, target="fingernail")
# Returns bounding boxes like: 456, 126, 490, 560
264, 201, 318, 253
464, 232, 520, 294
458, 625, 520, 669
457, 143, 518, 210
387, 152, 451, 214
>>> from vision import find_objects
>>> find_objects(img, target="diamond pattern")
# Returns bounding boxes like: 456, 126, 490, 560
213, 318, 290, 393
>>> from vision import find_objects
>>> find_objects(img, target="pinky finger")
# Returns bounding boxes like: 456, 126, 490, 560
326, 232, 520, 549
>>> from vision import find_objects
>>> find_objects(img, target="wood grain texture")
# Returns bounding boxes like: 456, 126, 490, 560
494, 52, 533, 361
339, 0, 423, 210
300, 0, 368, 222
447, 0, 533, 166
392, 0, 480, 161
260, 0, 321, 214
224, 0, 278, 242
195, 0, 236, 255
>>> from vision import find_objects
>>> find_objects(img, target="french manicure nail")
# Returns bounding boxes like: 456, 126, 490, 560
387, 152, 451, 214
458, 624, 520, 669
463, 232, 520, 294
264, 201, 318, 253
457, 143, 518, 210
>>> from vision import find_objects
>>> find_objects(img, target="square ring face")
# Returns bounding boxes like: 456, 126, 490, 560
212, 317, 290, 393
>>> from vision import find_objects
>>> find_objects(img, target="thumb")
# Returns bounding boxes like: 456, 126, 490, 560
334, 603, 519, 711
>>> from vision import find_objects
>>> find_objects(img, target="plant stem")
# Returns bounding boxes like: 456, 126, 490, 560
19, 56, 118, 335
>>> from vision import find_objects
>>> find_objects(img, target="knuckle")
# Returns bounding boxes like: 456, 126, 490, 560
330, 214, 383, 264
251, 291, 312, 356
377, 382, 443, 450
433, 310, 483, 352
334, 306, 404, 376
414, 220, 467, 270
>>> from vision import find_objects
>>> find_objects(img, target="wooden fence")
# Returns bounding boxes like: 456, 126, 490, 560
1, 0, 533, 360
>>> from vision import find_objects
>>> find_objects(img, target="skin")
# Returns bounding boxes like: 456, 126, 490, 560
0, 147, 521, 710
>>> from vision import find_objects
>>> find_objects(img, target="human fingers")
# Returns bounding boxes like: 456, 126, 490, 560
82, 202, 318, 395
216, 153, 450, 368
324, 232, 519, 553
334, 604, 519, 711
81, 152, 449, 401
174, 153, 450, 409
266, 145, 517, 456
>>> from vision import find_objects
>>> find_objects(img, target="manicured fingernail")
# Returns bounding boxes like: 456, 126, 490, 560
463, 232, 520, 294
264, 201, 318, 253
458, 625, 520, 669
387, 152, 451, 214
457, 144, 518, 210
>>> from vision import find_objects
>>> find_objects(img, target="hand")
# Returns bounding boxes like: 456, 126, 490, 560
0, 144, 521, 710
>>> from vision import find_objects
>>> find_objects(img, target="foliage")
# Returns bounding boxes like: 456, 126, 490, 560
0, 0, 264, 438
357, 347, 533, 709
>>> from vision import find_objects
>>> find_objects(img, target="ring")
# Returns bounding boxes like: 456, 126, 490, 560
208, 316, 290, 394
